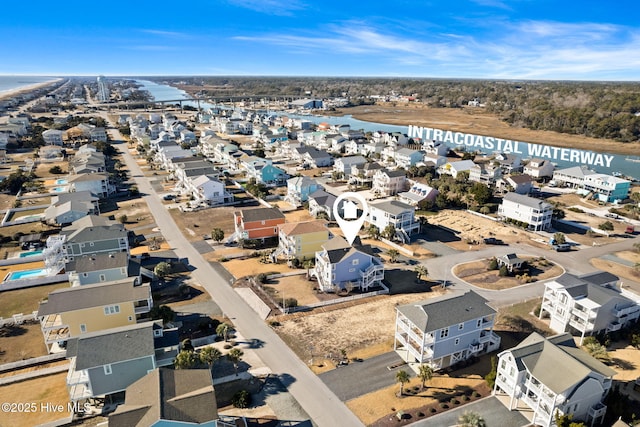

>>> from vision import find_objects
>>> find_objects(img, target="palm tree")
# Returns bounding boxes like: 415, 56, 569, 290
199, 346, 222, 371
458, 411, 486, 427
415, 265, 428, 282
302, 259, 315, 279
227, 348, 244, 376
418, 364, 434, 389
395, 369, 410, 396
216, 322, 231, 342
174, 350, 198, 369
386, 249, 400, 263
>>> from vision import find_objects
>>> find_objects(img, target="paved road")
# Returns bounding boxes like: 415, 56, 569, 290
108, 126, 363, 427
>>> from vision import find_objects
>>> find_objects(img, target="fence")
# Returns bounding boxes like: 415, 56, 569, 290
380, 238, 414, 257
290, 284, 390, 312
0, 311, 39, 328
0, 273, 69, 292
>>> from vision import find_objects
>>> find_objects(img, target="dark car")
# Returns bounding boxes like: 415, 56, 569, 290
483, 237, 505, 245
163, 194, 176, 201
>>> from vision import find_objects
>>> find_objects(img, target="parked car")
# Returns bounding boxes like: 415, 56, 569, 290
553, 243, 571, 252
163, 194, 176, 201
484, 237, 505, 245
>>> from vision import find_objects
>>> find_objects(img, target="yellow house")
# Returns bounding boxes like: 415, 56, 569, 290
276, 220, 331, 262
37, 279, 152, 353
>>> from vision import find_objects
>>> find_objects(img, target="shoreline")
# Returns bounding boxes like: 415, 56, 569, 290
0, 79, 64, 103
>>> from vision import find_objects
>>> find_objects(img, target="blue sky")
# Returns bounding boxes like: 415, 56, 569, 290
1, 0, 639, 80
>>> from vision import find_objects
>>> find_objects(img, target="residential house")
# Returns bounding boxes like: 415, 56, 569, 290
68, 173, 114, 197
242, 157, 287, 185
582, 174, 631, 203
285, 176, 323, 207
312, 236, 384, 293
233, 208, 286, 242
371, 169, 407, 197
308, 189, 337, 221
394, 148, 423, 169
437, 160, 476, 178
44, 191, 99, 226
65, 321, 179, 401
496, 253, 525, 273
66, 251, 140, 287
276, 220, 331, 262
37, 279, 152, 352
189, 175, 232, 206
498, 192, 552, 231
368, 200, 420, 242
42, 129, 64, 145
301, 147, 333, 168
89, 127, 108, 143
333, 156, 367, 177
553, 166, 598, 188
539, 272, 640, 343
494, 332, 616, 427
344, 139, 369, 155
469, 161, 502, 185
422, 139, 449, 157
38, 145, 64, 162
394, 290, 501, 370
109, 368, 237, 427
398, 182, 439, 208
498, 174, 533, 195
350, 162, 384, 187
491, 152, 523, 174
524, 158, 555, 180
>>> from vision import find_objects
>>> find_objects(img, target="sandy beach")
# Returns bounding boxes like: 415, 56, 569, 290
0, 78, 63, 102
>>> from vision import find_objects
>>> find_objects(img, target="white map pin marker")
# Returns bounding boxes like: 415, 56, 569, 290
333, 192, 369, 245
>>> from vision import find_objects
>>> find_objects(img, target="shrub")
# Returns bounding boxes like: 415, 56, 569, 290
284, 298, 298, 308
232, 390, 252, 408
488, 258, 498, 270
223, 344, 232, 349
472, 391, 481, 398
256, 273, 267, 283
533, 304, 542, 317
417, 412, 425, 417
429, 408, 437, 414
498, 265, 509, 277
440, 403, 449, 409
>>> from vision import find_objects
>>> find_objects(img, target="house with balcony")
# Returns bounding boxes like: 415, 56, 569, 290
498, 192, 552, 231
308, 189, 337, 221
437, 160, 475, 178
275, 220, 331, 262
539, 272, 640, 344
59, 215, 129, 259
183, 174, 232, 206
233, 207, 286, 242
43, 129, 64, 145
333, 156, 367, 177
524, 158, 555, 180
68, 173, 114, 198
498, 174, 533, 195
284, 176, 323, 207
242, 157, 287, 186
301, 147, 333, 168
371, 169, 407, 197
394, 148, 423, 169
312, 236, 384, 293
422, 139, 449, 157
350, 162, 384, 187
553, 165, 598, 188
368, 200, 419, 243
66, 251, 140, 287
65, 321, 179, 402
469, 161, 502, 186
581, 174, 631, 203
394, 290, 500, 371
494, 332, 616, 427
109, 368, 238, 427
37, 279, 152, 353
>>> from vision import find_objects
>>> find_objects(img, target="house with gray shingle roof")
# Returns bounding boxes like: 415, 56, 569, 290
368, 200, 419, 242
108, 368, 236, 427
498, 192, 552, 231
65, 321, 179, 401
539, 272, 640, 343
494, 332, 616, 427
44, 191, 99, 226
308, 189, 337, 221
394, 290, 500, 371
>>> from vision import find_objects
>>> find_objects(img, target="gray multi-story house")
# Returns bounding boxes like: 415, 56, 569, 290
66, 251, 140, 286
65, 321, 179, 402
394, 290, 501, 371
539, 272, 640, 343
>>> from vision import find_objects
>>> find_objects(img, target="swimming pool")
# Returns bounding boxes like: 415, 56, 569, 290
55, 179, 68, 185
19, 250, 43, 258
52, 186, 68, 193
5, 268, 49, 281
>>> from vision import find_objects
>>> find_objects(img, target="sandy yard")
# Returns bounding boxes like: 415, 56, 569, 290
169, 206, 238, 243
265, 274, 320, 306
591, 257, 640, 288
222, 258, 296, 278
36, 161, 69, 180
0, 321, 49, 363
0, 372, 72, 426
274, 291, 445, 371
453, 257, 564, 290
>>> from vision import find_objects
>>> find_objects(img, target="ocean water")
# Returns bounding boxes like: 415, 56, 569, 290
0, 75, 58, 95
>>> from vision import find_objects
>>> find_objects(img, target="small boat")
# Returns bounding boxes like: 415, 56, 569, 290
625, 157, 640, 163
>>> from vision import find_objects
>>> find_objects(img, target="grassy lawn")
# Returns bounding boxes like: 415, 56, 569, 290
0, 282, 69, 318
169, 206, 238, 243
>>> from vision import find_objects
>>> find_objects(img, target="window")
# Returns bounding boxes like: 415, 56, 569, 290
99, 274, 106, 282
352, 259, 359, 266
458, 323, 464, 330
104, 364, 112, 375
349, 268, 355, 273
153, 329, 163, 337
90, 242, 94, 246
261, 220, 266, 225
500, 359, 506, 370
82, 273, 88, 277
128, 316, 133, 322
80, 324, 87, 333
477, 319, 482, 328
104, 305, 120, 315
440, 327, 449, 339
455, 338, 460, 345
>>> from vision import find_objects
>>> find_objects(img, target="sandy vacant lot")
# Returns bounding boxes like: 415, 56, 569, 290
454, 257, 564, 290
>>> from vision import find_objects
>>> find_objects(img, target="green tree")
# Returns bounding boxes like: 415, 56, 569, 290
174, 350, 199, 369
118, 214, 128, 224
499, 265, 509, 277
154, 261, 172, 279
227, 348, 244, 376
211, 228, 224, 243
382, 224, 396, 240
367, 225, 380, 240
149, 305, 176, 324
216, 322, 231, 342
599, 221, 614, 231
415, 265, 428, 281
49, 165, 65, 174
418, 364, 434, 390
395, 369, 410, 396
199, 346, 222, 370
583, 341, 611, 363
555, 411, 586, 427
458, 411, 487, 427
386, 249, 400, 263
470, 183, 492, 205
302, 259, 315, 279
485, 356, 497, 388
231, 390, 252, 408
553, 232, 566, 244
0, 170, 32, 195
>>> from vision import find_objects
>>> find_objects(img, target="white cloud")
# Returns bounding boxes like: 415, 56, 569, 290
140, 29, 191, 39
226, 0, 306, 16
